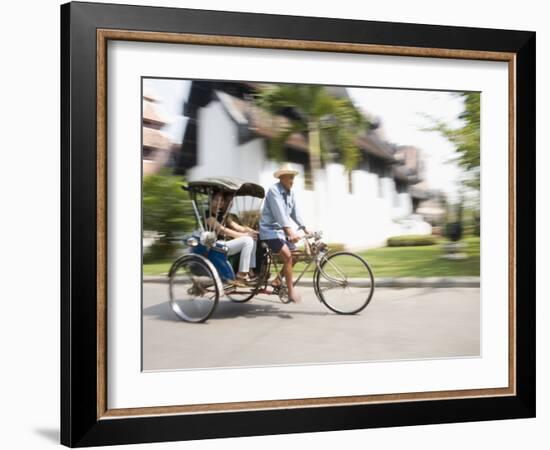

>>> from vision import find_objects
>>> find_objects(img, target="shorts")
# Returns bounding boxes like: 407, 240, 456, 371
263, 238, 296, 253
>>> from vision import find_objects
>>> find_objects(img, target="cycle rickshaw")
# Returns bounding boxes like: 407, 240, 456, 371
168, 176, 375, 323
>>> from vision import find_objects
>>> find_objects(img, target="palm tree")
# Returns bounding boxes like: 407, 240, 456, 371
254, 84, 367, 178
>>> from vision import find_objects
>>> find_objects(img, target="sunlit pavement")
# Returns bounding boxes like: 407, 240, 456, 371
142, 283, 480, 371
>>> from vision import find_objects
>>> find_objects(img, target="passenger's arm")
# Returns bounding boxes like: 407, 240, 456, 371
226, 217, 246, 232
206, 216, 244, 239
226, 216, 258, 239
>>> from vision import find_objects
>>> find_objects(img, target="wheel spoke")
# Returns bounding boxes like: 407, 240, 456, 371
318, 283, 343, 292
314, 252, 374, 315
323, 257, 348, 282
169, 258, 220, 322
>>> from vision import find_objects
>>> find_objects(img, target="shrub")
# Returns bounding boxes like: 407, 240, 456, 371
386, 235, 439, 247
325, 243, 346, 252
143, 170, 196, 261
143, 240, 182, 264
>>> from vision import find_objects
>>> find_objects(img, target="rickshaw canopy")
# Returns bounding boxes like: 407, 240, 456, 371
184, 177, 265, 199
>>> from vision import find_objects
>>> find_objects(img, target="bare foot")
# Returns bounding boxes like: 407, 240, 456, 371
288, 290, 302, 303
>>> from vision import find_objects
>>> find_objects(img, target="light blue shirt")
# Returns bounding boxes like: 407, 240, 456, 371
259, 182, 305, 240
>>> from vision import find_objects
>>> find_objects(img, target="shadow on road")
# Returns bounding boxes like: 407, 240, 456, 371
143, 296, 332, 322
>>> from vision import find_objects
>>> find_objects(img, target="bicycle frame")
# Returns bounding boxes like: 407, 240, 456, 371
169, 228, 375, 322
259, 234, 347, 293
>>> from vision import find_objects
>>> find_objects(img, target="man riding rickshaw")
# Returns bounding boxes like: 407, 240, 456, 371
168, 175, 375, 323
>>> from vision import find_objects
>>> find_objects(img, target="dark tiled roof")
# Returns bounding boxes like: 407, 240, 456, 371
218, 91, 403, 163
393, 164, 421, 184
356, 134, 396, 162
217, 91, 309, 151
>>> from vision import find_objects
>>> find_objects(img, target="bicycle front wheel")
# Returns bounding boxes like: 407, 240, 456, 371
314, 251, 374, 314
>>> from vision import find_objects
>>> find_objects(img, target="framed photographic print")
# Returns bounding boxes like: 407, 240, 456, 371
60, 1, 536, 447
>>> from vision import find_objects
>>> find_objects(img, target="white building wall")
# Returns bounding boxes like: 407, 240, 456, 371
189, 100, 431, 250
237, 139, 265, 185
189, 101, 235, 179
395, 193, 413, 218
188, 101, 265, 182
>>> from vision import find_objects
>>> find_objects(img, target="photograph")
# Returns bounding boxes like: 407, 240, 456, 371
141, 78, 481, 371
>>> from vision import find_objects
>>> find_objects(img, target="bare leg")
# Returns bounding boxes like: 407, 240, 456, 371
279, 245, 301, 303
272, 254, 298, 287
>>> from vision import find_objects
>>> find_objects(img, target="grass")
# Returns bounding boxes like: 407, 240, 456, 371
142, 261, 174, 276
142, 237, 480, 278
358, 236, 480, 277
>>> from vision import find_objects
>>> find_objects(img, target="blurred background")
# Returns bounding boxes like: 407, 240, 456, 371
142, 79, 480, 278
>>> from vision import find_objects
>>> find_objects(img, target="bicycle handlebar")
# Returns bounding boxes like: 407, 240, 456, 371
302, 231, 323, 240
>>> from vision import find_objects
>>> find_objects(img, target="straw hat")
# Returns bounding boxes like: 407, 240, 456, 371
273, 163, 299, 179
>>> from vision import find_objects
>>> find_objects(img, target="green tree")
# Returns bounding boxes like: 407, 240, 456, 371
424, 92, 481, 190
143, 170, 195, 261
254, 84, 367, 174
423, 93, 481, 241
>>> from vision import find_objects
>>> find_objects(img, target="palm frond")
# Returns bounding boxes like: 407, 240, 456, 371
265, 121, 306, 161
255, 84, 368, 172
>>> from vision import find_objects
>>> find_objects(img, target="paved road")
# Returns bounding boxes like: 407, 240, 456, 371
142, 284, 480, 371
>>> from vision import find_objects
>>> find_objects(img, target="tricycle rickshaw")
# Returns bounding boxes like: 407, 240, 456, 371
168, 176, 375, 323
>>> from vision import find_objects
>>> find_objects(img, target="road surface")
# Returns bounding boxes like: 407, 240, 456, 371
142, 284, 480, 371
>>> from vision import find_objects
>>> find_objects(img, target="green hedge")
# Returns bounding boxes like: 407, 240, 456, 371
325, 243, 346, 252
386, 235, 439, 247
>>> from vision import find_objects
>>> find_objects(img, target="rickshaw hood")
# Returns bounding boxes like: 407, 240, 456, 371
185, 176, 265, 198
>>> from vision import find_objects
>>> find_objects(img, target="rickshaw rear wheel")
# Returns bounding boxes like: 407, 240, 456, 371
226, 249, 270, 302
225, 283, 257, 303
225, 264, 267, 302
168, 254, 221, 323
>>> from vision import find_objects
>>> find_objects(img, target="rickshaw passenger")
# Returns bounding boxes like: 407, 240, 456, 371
206, 191, 258, 284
